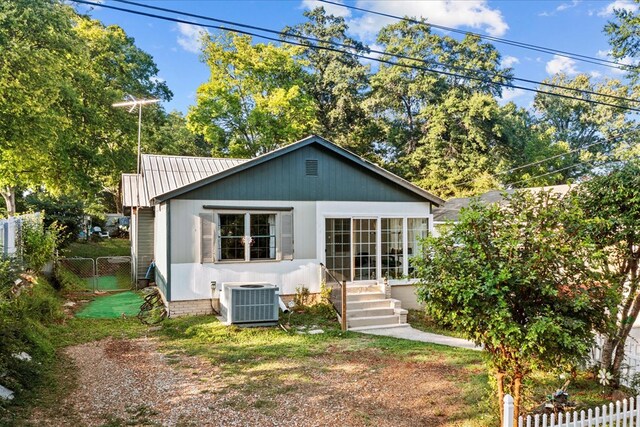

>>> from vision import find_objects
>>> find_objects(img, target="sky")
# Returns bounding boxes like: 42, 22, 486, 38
75, 0, 639, 114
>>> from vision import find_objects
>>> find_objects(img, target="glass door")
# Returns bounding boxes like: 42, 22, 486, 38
353, 218, 377, 281
325, 218, 351, 282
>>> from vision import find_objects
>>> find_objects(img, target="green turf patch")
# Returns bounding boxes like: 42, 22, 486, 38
76, 291, 143, 319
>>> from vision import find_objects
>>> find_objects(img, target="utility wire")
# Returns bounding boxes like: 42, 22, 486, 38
457, 129, 633, 187
112, 0, 639, 106
74, 0, 640, 113
506, 153, 632, 187
320, 0, 635, 71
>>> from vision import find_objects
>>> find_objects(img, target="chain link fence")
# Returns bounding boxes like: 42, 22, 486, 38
96, 256, 132, 292
57, 256, 133, 292
56, 257, 96, 291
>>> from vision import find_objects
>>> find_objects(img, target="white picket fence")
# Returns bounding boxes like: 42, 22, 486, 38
504, 394, 640, 427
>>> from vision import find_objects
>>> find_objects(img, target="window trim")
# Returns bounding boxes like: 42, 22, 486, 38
213, 210, 286, 264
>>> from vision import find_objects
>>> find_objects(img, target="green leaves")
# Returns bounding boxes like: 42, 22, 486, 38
414, 190, 612, 379
187, 32, 317, 158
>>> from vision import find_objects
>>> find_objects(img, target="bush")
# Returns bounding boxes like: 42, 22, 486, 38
21, 220, 60, 272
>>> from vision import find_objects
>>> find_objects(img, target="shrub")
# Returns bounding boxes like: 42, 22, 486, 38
21, 220, 60, 272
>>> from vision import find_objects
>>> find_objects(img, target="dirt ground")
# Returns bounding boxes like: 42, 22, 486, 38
28, 338, 480, 427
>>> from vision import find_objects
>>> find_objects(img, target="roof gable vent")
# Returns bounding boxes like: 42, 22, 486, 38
305, 159, 318, 176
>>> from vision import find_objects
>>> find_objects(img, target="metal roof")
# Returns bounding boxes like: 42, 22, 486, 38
432, 184, 574, 222
152, 135, 445, 206
122, 155, 247, 207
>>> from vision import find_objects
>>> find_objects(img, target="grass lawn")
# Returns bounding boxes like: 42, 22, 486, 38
6, 303, 631, 426
64, 238, 130, 259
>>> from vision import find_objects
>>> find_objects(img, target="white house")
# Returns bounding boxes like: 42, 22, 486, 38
122, 135, 444, 328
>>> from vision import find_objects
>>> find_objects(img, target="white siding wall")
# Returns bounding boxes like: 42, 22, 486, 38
154, 202, 168, 282
169, 199, 432, 301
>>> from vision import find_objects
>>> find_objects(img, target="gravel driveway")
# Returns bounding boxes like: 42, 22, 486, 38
28, 337, 480, 426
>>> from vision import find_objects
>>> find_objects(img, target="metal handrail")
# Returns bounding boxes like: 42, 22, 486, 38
319, 263, 343, 287
319, 263, 347, 331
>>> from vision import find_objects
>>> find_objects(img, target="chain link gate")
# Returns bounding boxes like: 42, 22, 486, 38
57, 256, 133, 292
56, 257, 96, 291
96, 256, 133, 292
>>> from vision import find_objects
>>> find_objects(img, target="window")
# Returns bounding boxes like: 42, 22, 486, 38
212, 211, 291, 262
381, 218, 403, 279
219, 214, 245, 261
407, 218, 429, 276
250, 214, 276, 260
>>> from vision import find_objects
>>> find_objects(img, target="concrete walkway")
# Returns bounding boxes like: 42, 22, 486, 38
358, 326, 482, 351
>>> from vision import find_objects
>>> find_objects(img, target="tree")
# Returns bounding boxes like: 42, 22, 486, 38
414, 190, 612, 423
0, 0, 76, 215
605, 1, 640, 85
187, 32, 317, 158
146, 111, 211, 157
366, 20, 515, 198
532, 74, 634, 180
0, 1, 170, 215
576, 162, 640, 385
282, 7, 374, 157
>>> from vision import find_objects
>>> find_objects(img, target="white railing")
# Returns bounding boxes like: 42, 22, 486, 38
504, 394, 640, 427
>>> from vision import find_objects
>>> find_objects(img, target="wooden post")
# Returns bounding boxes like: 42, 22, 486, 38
503, 394, 514, 427
341, 280, 347, 331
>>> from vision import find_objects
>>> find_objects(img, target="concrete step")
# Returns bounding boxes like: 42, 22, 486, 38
347, 314, 401, 329
346, 292, 386, 302
346, 307, 395, 318
346, 284, 382, 294
346, 280, 379, 287
347, 299, 394, 310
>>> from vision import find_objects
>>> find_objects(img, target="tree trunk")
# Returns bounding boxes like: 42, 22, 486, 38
513, 374, 523, 423
600, 335, 615, 372
1, 186, 16, 216
496, 371, 505, 426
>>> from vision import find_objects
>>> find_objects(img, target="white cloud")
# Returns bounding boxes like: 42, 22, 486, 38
557, 0, 580, 12
539, 0, 580, 17
149, 76, 165, 84
300, 0, 351, 17
501, 55, 519, 68
596, 49, 638, 75
499, 88, 525, 102
176, 23, 208, 54
597, 0, 639, 17
589, 70, 603, 79
346, 0, 508, 42
546, 55, 579, 75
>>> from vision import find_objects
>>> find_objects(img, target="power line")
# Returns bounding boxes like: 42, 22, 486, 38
319, 0, 636, 71
111, 0, 640, 106
73, 0, 640, 113
457, 129, 633, 187
507, 154, 632, 187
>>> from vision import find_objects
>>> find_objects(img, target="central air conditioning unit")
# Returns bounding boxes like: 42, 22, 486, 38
219, 282, 279, 327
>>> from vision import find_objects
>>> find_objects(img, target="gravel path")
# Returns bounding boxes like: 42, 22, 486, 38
28, 337, 480, 426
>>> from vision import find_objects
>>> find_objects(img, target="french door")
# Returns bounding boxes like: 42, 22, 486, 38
325, 218, 378, 282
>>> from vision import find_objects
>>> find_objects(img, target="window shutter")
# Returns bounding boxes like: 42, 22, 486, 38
200, 212, 215, 263
280, 211, 294, 260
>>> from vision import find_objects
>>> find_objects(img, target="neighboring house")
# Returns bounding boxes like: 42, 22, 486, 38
122, 135, 444, 326
432, 185, 573, 236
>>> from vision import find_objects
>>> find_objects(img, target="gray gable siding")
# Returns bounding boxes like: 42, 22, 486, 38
175, 144, 427, 203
